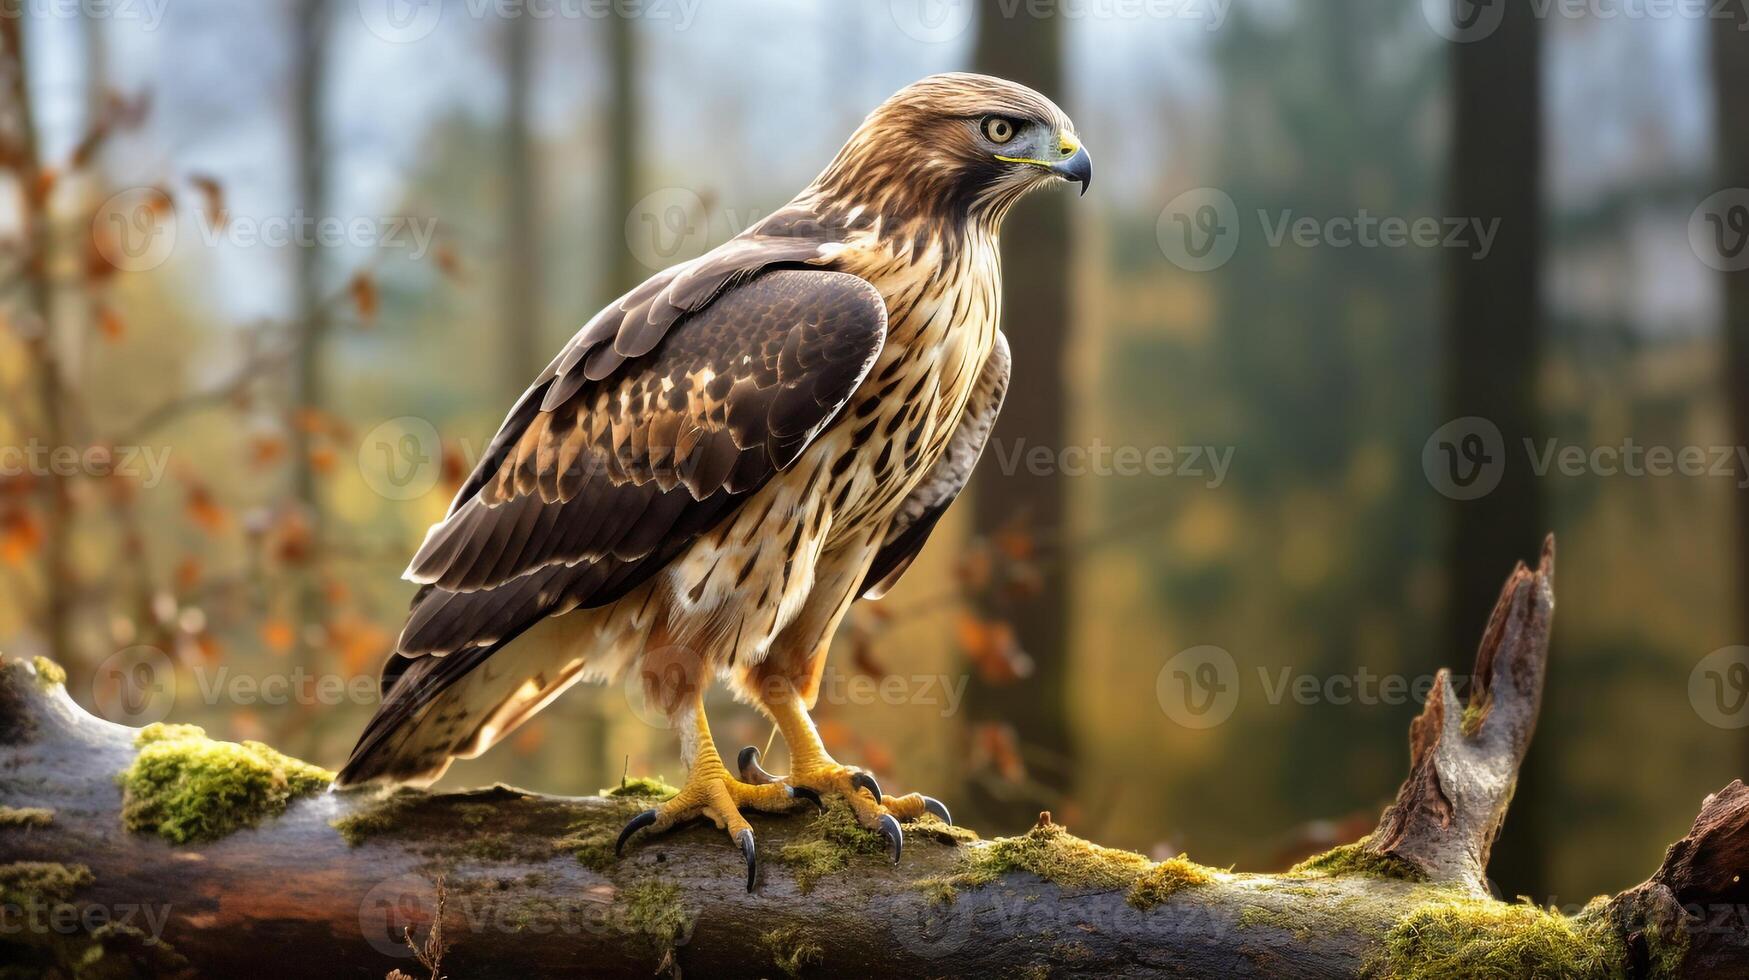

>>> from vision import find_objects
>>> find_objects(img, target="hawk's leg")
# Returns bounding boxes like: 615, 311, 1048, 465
615, 685, 820, 891
742, 676, 952, 863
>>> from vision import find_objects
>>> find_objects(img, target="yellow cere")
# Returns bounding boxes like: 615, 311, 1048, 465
994, 131, 1079, 168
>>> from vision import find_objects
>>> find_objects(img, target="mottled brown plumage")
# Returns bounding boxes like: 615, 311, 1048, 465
339, 74, 1088, 864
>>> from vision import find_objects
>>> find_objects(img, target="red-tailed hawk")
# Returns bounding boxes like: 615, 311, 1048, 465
338, 73, 1090, 890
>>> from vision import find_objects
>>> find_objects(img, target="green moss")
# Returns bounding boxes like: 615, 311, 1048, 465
1126, 855, 1217, 909
774, 798, 894, 893
621, 881, 693, 950
938, 818, 1153, 895
29, 656, 65, 689
1, 861, 191, 978
0, 806, 53, 829
332, 789, 423, 846
761, 924, 824, 977
0, 660, 35, 745
1638, 902, 1691, 979
1378, 896, 1627, 980
0, 862, 93, 907
1461, 702, 1487, 736
1289, 836, 1428, 882
119, 722, 333, 843
602, 775, 680, 800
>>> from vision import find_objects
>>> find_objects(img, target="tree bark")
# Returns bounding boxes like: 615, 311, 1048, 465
1709, 0, 1749, 780
4, 539, 1746, 978
1443, 0, 1548, 902
968, 0, 1078, 833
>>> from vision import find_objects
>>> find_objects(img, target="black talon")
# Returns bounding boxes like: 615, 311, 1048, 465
616, 808, 659, 856
788, 785, 825, 812
738, 745, 781, 784
877, 813, 903, 863
922, 796, 953, 825
850, 771, 884, 803
737, 828, 757, 892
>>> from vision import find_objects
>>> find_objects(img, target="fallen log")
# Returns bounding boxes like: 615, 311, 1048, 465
1, 537, 1746, 978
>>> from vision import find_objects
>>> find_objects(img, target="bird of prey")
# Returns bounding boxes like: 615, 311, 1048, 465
337, 73, 1090, 889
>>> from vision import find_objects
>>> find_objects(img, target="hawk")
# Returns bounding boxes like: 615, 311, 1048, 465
338, 73, 1090, 889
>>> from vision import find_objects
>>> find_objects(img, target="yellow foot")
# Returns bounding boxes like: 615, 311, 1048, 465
736, 746, 952, 863
615, 775, 820, 891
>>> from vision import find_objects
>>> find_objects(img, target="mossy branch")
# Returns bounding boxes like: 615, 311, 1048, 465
2, 537, 1747, 978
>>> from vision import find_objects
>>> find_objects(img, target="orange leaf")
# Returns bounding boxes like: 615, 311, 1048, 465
308, 446, 337, 475
0, 508, 43, 565
96, 304, 126, 341
433, 243, 462, 281
173, 556, 202, 591
188, 173, 225, 228
185, 485, 228, 533
349, 271, 378, 323
260, 618, 295, 654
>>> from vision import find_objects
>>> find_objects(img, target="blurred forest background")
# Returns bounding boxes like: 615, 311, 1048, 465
4, 0, 1749, 911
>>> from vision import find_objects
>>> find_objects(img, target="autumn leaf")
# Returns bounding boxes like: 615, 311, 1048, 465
308, 445, 337, 475
247, 434, 286, 468
185, 484, 228, 533
0, 507, 43, 565
433, 243, 462, 281
349, 271, 378, 324
260, 618, 295, 654
173, 556, 202, 592
955, 612, 1033, 685
188, 173, 226, 228
973, 722, 1028, 784
96, 304, 126, 341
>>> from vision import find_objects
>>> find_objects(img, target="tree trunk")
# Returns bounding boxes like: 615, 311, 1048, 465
967, 0, 1077, 833
6, 540, 1741, 978
603, 9, 640, 299
288, 0, 331, 662
501, 10, 542, 397
1, 16, 75, 671
1442, 0, 1548, 901
1710, 0, 1749, 780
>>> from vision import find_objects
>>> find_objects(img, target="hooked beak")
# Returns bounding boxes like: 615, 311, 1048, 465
1051, 144, 1092, 196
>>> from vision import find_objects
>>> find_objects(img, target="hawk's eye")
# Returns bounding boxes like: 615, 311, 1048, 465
981, 116, 1018, 145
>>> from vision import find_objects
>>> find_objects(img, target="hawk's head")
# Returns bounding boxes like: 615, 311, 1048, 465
814, 73, 1091, 229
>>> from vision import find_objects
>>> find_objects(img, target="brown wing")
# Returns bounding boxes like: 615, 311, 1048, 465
336, 263, 885, 786
860, 331, 1009, 599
